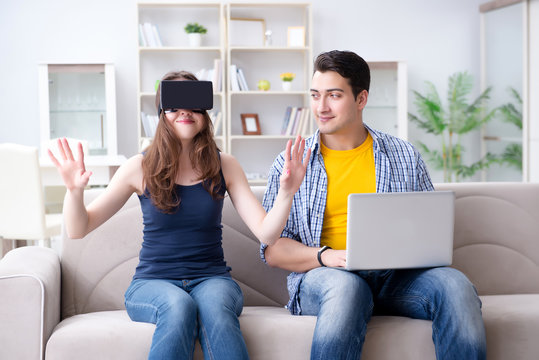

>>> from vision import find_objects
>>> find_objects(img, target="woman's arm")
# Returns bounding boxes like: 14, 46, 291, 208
222, 136, 311, 245
48, 138, 143, 239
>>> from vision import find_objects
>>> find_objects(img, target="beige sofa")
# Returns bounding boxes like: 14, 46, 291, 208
1, 182, 538, 360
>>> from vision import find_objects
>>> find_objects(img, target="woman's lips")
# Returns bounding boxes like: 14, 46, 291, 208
176, 119, 194, 124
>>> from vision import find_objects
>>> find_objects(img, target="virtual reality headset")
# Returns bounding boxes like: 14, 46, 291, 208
158, 80, 213, 115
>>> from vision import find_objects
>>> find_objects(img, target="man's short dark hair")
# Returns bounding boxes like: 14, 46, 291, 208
313, 50, 370, 99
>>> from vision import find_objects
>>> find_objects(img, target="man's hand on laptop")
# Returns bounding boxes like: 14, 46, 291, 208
321, 249, 346, 268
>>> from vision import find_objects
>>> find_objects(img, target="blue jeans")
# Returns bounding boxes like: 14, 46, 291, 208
299, 267, 486, 360
124, 276, 249, 360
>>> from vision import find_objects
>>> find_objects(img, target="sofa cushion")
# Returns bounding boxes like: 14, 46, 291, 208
435, 182, 539, 296
481, 294, 539, 360
47, 294, 539, 360
45, 308, 438, 360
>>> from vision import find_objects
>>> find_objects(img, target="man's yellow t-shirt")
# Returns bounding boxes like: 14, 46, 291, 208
320, 134, 376, 250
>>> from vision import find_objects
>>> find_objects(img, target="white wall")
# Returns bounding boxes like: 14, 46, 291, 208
0, 0, 485, 181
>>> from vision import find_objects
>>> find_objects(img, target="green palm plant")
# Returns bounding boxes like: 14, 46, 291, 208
497, 87, 523, 170
409, 72, 498, 182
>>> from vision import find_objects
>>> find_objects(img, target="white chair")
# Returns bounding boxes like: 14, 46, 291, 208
0, 143, 62, 257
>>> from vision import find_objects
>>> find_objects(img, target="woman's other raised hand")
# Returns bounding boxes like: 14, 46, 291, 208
279, 135, 311, 194
48, 138, 92, 191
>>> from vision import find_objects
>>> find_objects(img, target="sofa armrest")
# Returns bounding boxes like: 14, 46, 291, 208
0, 246, 61, 360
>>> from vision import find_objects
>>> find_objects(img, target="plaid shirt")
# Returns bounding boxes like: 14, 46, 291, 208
261, 124, 434, 315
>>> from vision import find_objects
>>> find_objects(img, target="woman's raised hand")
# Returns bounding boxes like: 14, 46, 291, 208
279, 135, 311, 194
48, 138, 92, 191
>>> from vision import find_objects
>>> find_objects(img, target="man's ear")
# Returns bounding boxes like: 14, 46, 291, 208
356, 90, 368, 110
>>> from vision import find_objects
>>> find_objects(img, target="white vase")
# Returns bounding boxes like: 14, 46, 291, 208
281, 81, 292, 91
188, 33, 202, 47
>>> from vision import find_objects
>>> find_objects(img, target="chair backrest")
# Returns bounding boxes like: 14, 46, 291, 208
436, 182, 539, 295
0, 143, 47, 240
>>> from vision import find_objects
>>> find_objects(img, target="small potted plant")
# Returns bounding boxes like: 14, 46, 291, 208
184, 22, 207, 47
280, 72, 295, 91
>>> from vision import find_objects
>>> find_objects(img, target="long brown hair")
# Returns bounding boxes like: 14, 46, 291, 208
142, 71, 222, 213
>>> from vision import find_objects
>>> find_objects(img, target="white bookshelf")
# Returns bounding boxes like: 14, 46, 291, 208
136, 2, 226, 151
226, 2, 313, 183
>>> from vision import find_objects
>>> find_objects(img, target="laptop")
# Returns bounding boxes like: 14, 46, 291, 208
345, 191, 455, 270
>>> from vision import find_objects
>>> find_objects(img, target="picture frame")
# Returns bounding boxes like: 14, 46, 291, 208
241, 113, 261, 135
229, 18, 266, 47
287, 26, 306, 47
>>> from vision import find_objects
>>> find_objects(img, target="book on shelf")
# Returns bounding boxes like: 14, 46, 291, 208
299, 108, 311, 135
284, 107, 298, 135
209, 110, 223, 136
229, 64, 240, 91
152, 24, 163, 47
237, 68, 249, 91
281, 106, 292, 135
140, 22, 163, 47
195, 59, 222, 92
281, 107, 310, 136
138, 24, 147, 47
212, 59, 222, 92
140, 111, 159, 138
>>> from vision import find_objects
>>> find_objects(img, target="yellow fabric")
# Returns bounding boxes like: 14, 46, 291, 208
320, 134, 376, 250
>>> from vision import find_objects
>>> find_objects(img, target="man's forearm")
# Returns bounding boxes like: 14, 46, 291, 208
264, 237, 320, 273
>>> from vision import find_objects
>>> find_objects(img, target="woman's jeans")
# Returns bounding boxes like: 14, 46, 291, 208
299, 267, 486, 360
125, 276, 249, 360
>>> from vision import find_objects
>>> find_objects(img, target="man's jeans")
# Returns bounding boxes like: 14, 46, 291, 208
299, 267, 486, 360
125, 276, 249, 360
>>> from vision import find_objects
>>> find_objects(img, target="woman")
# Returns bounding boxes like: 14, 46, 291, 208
48, 71, 311, 360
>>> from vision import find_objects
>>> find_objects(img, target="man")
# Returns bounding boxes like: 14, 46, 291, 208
261, 50, 486, 359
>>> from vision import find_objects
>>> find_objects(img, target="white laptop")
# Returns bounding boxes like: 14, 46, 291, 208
345, 191, 455, 271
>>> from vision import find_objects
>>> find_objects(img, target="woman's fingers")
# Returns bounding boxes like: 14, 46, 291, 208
57, 138, 67, 160
62, 138, 75, 160
76, 142, 86, 171
283, 139, 292, 166
48, 149, 61, 168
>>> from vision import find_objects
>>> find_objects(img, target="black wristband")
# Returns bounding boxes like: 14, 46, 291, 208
317, 246, 332, 267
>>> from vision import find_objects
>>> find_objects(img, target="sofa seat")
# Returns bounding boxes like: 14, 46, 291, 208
45, 307, 438, 360
481, 294, 539, 360
46, 295, 539, 360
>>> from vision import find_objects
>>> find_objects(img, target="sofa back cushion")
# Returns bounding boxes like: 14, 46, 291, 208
61, 189, 142, 318
435, 182, 539, 295
61, 187, 289, 319
61, 182, 539, 318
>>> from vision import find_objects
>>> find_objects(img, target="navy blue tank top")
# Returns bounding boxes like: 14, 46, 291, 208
133, 172, 230, 280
